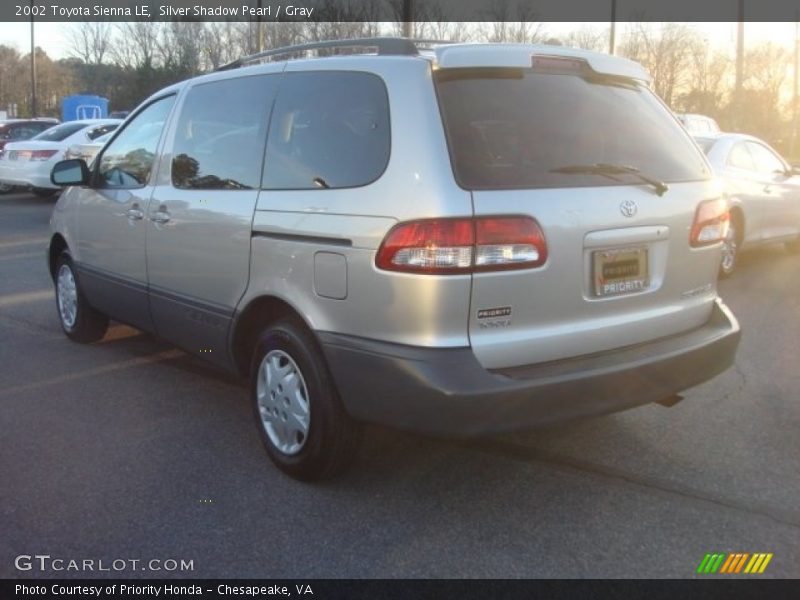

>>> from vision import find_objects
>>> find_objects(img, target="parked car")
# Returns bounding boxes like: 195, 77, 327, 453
677, 113, 721, 135
47, 39, 740, 480
0, 119, 120, 196
694, 132, 800, 275
64, 131, 114, 165
0, 118, 60, 192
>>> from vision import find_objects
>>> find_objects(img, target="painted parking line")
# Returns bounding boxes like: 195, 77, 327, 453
0, 289, 52, 308
0, 251, 42, 262
0, 348, 186, 399
0, 237, 49, 249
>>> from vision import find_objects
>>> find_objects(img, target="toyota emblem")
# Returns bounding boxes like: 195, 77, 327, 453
620, 200, 638, 218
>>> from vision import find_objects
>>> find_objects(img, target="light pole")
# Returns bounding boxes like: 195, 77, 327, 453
791, 18, 799, 160
734, 1, 744, 131
29, 0, 37, 118
609, 0, 617, 55
402, 0, 415, 38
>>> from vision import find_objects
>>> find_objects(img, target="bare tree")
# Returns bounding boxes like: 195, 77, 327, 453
66, 22, 111, 65
110, 22, 160, 71
0, 45, 24, 114
619, 23, 701, 107
475, 0, 545, 43
674, 37, 732, 116
201, 22, 246, 69
563, 25, 609, 53
157, 22, 205, 75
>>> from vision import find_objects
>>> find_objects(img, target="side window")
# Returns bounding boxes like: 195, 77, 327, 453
746, 142, 786, 175
727, 142, 755, 171
87, 124, 118, 141
171, 75, 279, 190
9, 127, 33, 140
97, 96, 175, 189
263, 71, 390, 190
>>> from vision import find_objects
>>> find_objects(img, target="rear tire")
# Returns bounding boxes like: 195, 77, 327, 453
54, 253, 109, 343
719, 217, 741, 278
250, 319, 362, 481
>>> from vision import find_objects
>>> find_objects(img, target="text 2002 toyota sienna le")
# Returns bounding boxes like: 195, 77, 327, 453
47, 40, 740, 480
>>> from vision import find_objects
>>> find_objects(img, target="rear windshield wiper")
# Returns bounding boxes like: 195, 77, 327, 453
549, 163, 669, 196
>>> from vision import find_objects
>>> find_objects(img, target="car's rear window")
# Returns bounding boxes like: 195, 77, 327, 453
435, 67, 710, 190
32, 122, 87, 142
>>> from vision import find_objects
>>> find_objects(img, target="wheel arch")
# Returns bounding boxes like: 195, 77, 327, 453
230, 295, 316, 378
48, 233, 69, 280
728, 203, 745, 244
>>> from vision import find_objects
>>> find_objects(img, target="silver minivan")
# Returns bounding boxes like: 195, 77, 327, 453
48, 39, 740, 480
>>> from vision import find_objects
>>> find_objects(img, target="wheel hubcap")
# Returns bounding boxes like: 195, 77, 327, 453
721, 224, 737, 273
256, 349, 310, 455
56, 264, 78, 329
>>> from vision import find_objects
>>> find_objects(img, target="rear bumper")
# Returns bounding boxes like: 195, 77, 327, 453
319, 298, 741, 436
0, 163, 56, 189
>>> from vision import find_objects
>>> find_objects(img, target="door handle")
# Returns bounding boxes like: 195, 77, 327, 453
151, 209, 171, 224
763, 185, 772, 194
126, 207, 144, 220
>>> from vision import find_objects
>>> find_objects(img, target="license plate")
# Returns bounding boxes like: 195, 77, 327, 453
593, 246, 649, 297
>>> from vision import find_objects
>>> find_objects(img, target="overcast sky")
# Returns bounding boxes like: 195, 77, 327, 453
0, 22, 796, 60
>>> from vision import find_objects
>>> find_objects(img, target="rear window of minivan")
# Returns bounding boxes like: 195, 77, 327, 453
435, 67, 710, 190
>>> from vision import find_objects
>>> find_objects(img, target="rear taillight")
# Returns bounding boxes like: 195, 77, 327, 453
690, 198, 730, 247
376, 216, 547, 274
30, 149, 59, 161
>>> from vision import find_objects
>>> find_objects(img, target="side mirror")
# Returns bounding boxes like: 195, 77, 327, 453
51, 159, 90, 187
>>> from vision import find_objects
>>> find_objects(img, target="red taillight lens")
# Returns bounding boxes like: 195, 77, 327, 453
376, 216, 547, 274
474, 216, 547, 271
376, 218, 475, 274
690, 198, 730, 247
30, 149, 59, 161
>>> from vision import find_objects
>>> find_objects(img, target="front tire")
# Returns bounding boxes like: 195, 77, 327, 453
54, 253, 109, 343
250, 319, 362, 481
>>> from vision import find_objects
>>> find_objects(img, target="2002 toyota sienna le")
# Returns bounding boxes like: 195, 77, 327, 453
47, 39, 741, 480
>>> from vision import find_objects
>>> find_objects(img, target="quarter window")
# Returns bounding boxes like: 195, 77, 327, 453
746, 142, 786, 175
171, 75, 279, 190
97, 96, 175, 189
262, 71, 390, 190
727, 143, 755, 171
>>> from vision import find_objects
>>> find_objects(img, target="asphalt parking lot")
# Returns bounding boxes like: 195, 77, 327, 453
1, 190, 798, 579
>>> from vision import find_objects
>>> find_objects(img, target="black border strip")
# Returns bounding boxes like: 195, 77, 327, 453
4, 0, 800, 23
2, 579, 800, 600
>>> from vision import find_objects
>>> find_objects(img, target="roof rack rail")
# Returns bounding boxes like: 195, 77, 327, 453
216, 37, 457, 71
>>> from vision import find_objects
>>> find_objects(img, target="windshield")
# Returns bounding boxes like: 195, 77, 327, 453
32, 122, 88, 142
435, 67, 711, 190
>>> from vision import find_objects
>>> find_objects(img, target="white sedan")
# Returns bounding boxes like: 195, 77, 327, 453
0, 119, 120, 196
695, 132, 800, 275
